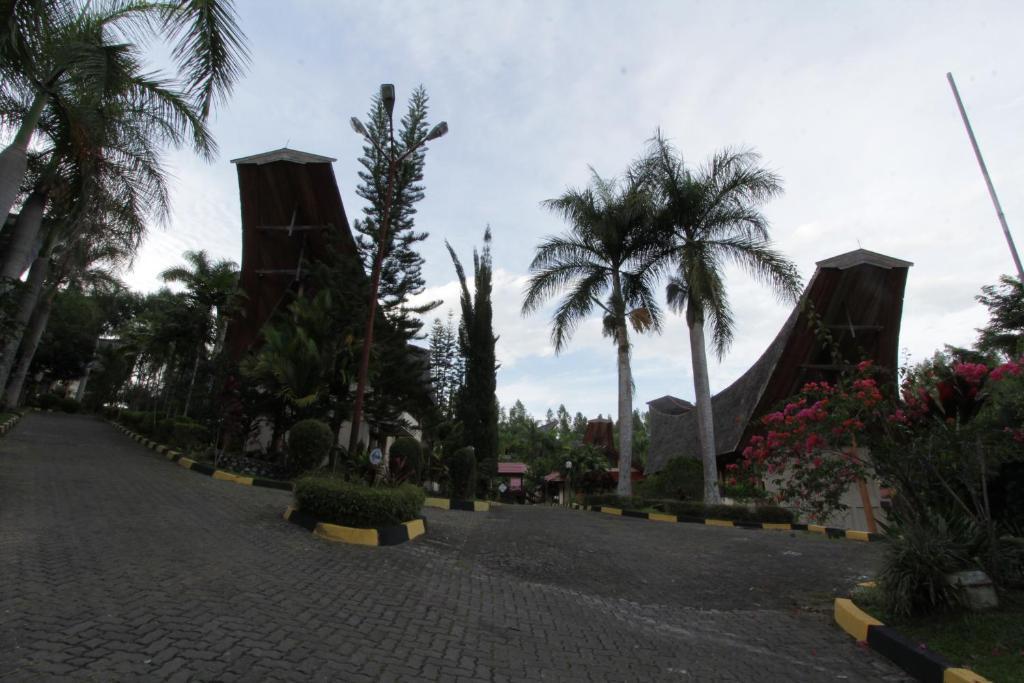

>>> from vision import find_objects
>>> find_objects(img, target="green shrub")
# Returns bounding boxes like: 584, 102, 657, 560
36, 393, 61, 410
635, 457, 704, 501
657, 500, 794, 524
879, 508, 982, 617
445, 446, 476, 500
722, 479, 767, 501
389, 437, 422, 483
583, 493, 650, 509
57, 397, 80, 413
171, 422, 209, 452
288, 419, 333, 474
294, 476, 425, 527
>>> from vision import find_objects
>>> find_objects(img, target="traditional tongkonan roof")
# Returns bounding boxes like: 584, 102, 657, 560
645, 248, 913, 473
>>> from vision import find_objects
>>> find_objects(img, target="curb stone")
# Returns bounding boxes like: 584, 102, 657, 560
570, 503, 882, 542
110, 421, 294, 492
424, 496, 490, 512
0, 411, 22, 436
283, 506, 426, 546
833, 598, 990, 682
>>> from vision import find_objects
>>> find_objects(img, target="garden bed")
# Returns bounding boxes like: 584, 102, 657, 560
852, 586, 1023, 681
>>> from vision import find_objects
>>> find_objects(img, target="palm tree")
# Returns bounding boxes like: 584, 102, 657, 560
0, 0, 246, 224
159, 249, 238, 417
0, 96, 162, 394
2, 231, 128, 407
643, 132, 802, 503
522, 171, 662, 496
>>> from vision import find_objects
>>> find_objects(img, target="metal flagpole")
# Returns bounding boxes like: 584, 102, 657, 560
946, 72, 1024, 282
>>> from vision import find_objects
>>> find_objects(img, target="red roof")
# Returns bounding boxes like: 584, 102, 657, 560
498, 462, 528, 475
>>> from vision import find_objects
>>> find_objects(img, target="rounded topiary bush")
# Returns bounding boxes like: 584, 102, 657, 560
294, 476, 425, 528
389, 437, 422, 483
288, 419, 333, 474
445, 446, 476, 501
57, 397, 80, 413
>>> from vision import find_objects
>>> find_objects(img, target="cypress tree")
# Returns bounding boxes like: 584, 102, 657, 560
446, 228, 498, 496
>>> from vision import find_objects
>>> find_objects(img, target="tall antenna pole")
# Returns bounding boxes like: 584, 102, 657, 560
946, 72, 1024, 282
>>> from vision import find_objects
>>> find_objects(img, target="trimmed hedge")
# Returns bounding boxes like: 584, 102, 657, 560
583, 494, 650, 509
294, 476, 425, 528
446, 446, 476, 500
658, 500, 795, 524
288, 419, 333, 474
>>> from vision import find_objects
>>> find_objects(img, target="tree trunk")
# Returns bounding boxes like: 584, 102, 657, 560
3, 285, 56, 408
615, 324, 634, 497
0, 92, 48, 228
0, 253, 50, 391
182, 342, 202, 418
687, 299, 721, 503
1, 189, 46, 282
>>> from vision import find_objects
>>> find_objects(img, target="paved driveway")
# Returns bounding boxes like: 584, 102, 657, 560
0, 413, 906, 681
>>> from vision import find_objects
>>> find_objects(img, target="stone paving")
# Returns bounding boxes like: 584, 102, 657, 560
0, 413, 908, 681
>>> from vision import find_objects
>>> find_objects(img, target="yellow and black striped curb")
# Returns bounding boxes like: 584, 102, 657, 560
0, 412, 22, 436
424, 497, 490, 512
834, 598, 988, 682
110, 422, 294, 492
570, 503, 881, 542
283, 506, 426, 546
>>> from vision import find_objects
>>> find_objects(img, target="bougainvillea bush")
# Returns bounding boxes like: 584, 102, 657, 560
738, 353, 1024, 614
732, 361, 885, 520
736, 356, 1024, 523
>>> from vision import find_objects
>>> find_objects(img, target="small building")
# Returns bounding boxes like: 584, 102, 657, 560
497, 462, 528, 494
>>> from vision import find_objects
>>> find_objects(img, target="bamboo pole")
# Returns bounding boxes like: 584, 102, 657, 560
946, 72, 1024, 282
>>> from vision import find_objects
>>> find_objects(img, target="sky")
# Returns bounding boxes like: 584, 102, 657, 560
125, 0, 1024, 420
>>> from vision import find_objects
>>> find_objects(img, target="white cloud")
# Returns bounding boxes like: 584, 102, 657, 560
118, 0, 1024, 419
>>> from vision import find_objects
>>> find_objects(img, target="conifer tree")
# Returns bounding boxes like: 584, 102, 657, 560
447, 228, 498, 496
353, 86, 440, 339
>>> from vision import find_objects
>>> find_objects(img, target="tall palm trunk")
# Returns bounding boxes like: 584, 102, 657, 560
182, 341, 203, 418
1, 188, 46, 282
0, 252, 50, 391
3, 284, 57, 408
0, 92, 48, 227
615, 323, 634, 496
687, 299, 721, 503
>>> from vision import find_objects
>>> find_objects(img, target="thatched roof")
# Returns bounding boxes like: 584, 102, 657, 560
646, 248, 912, 473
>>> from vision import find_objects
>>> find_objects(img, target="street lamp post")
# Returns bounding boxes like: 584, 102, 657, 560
344, 84, 448, 472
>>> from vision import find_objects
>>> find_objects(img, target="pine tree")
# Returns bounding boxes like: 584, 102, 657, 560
556, 404, 571, 440
353, 85, 440, 339
427, 309, 463, 418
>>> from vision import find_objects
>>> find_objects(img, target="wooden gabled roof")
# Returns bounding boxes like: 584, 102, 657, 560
230, 148, 337, 165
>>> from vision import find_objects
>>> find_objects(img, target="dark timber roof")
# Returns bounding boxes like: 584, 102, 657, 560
645, 248, 912, 473
230, 148, 337, 165
223, 148, 357, 361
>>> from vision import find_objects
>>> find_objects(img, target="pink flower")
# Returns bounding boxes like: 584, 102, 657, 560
953, 362, 989, 385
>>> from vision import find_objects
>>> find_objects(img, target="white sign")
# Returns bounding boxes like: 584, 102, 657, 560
498, 483, 508, 493
369, 448, 383, 466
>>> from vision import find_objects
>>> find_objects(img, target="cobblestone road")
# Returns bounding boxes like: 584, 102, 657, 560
0, 413, 907, 681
